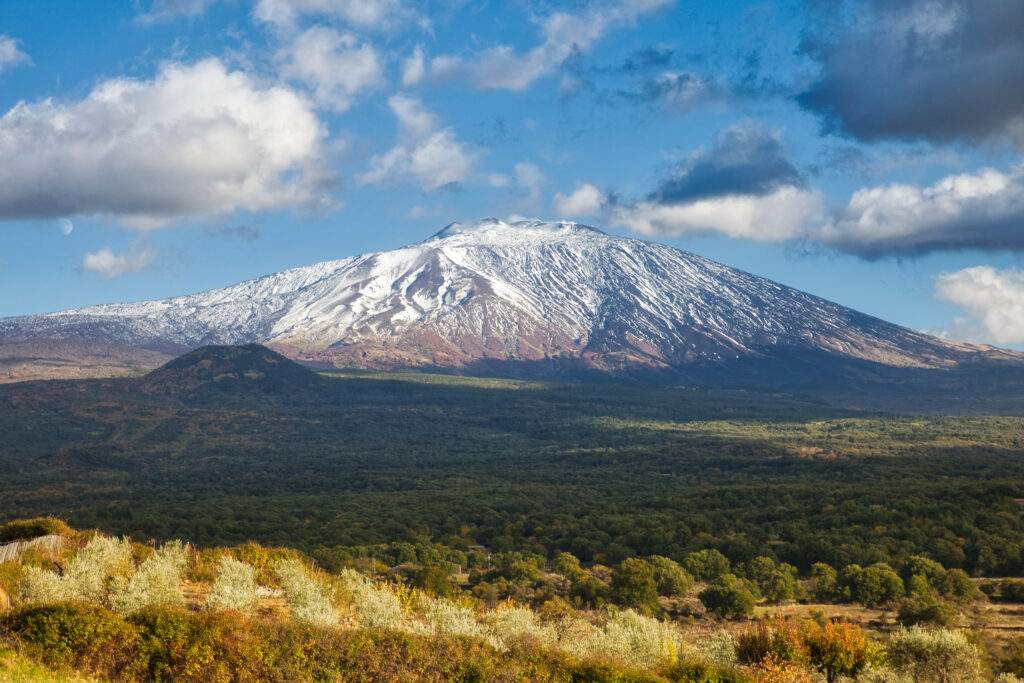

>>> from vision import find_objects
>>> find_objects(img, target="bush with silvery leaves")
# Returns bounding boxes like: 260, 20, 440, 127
205, 555, 258, 611
275, 558, 337, 627
108, 540, 187, 614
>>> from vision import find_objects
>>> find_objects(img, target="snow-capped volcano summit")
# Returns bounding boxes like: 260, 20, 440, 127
0, 219, 1014, 384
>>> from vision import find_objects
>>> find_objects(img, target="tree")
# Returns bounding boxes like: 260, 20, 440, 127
887, 627, 982, 683
698, 574, 755, 620
810, 563, 838, 602
742, 557, 801, 604
610, 558, 658, 612
553, 552, 583, 581
412, 566, 455, 597
569, 573, 609, 608
802, 620, 872, 683
685, 549, 731, 581
938, 569, 977, 600
646, 555, 693, 596
840, 563, 904, 606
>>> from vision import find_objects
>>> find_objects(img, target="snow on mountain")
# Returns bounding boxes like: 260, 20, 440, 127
0, 219, 1002, 379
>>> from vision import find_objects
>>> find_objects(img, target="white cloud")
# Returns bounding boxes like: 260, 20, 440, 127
611, 186, 825, 242
137, 0, 215, 23
0, 58, 330, 227
277, 26, 384, 111
81, 247, 155, 280
514, 162, 545, 204
358, 94, 483, 191
254, 0, 414, 30
415, 0, 672, 90
0, 35, 30, 73
935, 266, 1024, 344
553, 183, 605, 218
823, 164, 1024, 257
401, 46, 425, 87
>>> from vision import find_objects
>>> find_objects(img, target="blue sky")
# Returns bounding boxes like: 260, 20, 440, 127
2, 0, 1024, 348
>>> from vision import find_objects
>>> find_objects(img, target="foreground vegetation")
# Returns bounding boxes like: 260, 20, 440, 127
4, 520, 1024, 681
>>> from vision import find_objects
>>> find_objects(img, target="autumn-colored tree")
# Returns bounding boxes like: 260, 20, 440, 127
801, 620, 872, 683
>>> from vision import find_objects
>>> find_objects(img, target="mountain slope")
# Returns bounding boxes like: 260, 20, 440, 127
1, 219, 1019, 388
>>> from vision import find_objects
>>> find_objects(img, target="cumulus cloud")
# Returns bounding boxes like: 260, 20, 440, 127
81, 247, 155, 280
553, 122, 823, 241
799, 0, 1024, 147
822, 163, 1024, 258
649, 122, 806, 204
406, 0, 671, 90
0, 35, 30, 73
0, 58, 330, 228
254, 0, 414, 30
609, 187, 824, 241
277, 26, 384, 111
358, 94, 483, 191
934, 266, 1024, 344
553, 183, 606, 218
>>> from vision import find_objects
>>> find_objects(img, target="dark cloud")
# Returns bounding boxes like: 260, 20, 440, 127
620, 46, 675, 73
799, 0, 1024, 147
649, 122, 805, 204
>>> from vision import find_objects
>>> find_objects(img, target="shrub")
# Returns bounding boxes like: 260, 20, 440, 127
19, 565, 71, 604
415, 595, 484, 640
274, 558, 337, 627
696, 630, 738, 668
10, 603, 138, 675
735, 618, 806, 667
234, 543, 298, 584
339, 568, 404, 629
66, 535, 134, 605
998, 637, 1024, 678
896, 596, 958, 627
1002, 579, 1024, 602
574, 609, 693, 670
130, 606, 265, 682
660, 660, 751, 682
109, 540, 187, 614
0, 517, 72, 543
887, 626, 982, 683
482, 603, 557, 651
205, 556, 258, 611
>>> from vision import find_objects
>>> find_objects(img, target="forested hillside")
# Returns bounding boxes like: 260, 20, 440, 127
3, 359, 1024, 575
